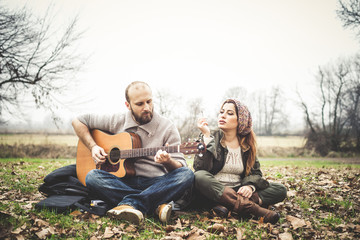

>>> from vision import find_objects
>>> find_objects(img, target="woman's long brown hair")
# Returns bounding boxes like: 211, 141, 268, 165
223, 99, 257, 176
238, 131, 257, 176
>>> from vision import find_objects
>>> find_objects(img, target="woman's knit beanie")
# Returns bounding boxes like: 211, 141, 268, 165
224, 99, 252, 136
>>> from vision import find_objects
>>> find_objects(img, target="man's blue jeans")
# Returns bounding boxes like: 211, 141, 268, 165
85, 167, 194, 214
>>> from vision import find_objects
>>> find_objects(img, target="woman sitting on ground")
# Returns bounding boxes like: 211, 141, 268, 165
193, 99, 287, 224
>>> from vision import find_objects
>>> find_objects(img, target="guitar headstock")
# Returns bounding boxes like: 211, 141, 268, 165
179, 142, 206, 155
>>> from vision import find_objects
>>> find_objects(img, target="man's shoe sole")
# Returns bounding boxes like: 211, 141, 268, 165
159, 204, 172, 223
107, 209, 143, 225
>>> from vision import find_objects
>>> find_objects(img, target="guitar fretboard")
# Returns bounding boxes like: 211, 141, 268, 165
117, 145, 181, 159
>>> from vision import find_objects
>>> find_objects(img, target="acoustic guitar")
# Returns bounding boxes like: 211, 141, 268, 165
76, 129, 206, 186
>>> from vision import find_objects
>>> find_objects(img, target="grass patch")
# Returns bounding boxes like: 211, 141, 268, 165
320, 214, 343, 226
260, 158, 360, 168
1, 158, 359, 239
188, 156, 360, 169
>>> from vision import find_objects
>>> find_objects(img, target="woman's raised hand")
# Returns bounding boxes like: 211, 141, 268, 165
197, 118, 210, 137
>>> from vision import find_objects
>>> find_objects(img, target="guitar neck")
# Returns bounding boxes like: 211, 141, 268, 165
119, 145, 182, 159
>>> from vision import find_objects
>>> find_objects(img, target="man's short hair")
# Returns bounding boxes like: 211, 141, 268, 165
125, 81, 151, 102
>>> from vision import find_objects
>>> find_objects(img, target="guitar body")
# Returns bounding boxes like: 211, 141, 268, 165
76, 130, 141, 186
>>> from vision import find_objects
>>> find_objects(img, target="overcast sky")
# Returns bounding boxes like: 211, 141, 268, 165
3, 0, 360, 130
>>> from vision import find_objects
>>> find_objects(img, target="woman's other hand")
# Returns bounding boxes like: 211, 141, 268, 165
237, 186, 253, 199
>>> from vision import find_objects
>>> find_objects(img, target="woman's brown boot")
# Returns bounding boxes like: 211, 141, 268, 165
219, 187, 280, 224
249, 192, 260, 204
211, 205, 229, 218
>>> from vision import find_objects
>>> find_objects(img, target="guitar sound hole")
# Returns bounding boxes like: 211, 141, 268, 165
109, 147, 121, 163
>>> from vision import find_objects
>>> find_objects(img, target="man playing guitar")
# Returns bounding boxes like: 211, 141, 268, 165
72, 81, 194, 225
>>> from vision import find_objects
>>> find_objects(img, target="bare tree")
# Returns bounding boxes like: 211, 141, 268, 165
297, 0, 360, 154
178, 97, 204, 142
296, 89, 316, 134
221, 86, 288, 135
0, 3, 84, 123
154, 90, 178, 120
344, 56, 360, 149
262, 87, 276, 135
337, 0, 360, 36
250, 87, 288, 135
222, 86, 248, 102
298, 56, 360, 155
255, 93, 264, 134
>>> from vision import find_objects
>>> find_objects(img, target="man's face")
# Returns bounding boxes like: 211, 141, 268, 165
126, 84, 154, 125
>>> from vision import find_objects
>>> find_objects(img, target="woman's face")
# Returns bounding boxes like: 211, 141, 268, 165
218, 103, 238, 132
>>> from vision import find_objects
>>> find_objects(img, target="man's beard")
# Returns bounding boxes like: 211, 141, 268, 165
131, 107, 153, 125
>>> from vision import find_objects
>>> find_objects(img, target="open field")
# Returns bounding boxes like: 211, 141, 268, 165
0, 134, 79, 146
256, 136, 305, 148
3, 133, 357, 159
1, 158, 359, 239
0, 134, 305, 148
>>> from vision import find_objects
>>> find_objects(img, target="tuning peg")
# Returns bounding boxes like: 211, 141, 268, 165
197, 143, 205, 151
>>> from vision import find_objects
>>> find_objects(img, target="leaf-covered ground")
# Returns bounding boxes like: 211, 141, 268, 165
0, 159, 359, 239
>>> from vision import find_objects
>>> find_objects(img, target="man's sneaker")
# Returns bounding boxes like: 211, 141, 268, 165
155, 203, 172, 223
107, 205, 143, 225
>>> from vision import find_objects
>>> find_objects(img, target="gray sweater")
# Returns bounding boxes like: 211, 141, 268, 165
78, 111, 187, 177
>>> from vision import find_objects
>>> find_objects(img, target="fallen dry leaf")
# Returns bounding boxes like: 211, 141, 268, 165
34, 218, 49, 227
70, 210, 82, 216
103, 227, 114, 239
187, 232, 206, 240
48, 226, 55, 235
20, 203, 33, 210
165, 225, 175, 232
11, 224, 25, 235
206, 223, 225, 233
162, 235, 183, 240
287, 190, 297, 197
14, 235, 25, 240
279, 232, 293, 240
125, 225, 137, 232
187, 227, 207, 240
235, 227, 243, 240
35, 229, 50, 239
173, 218, 184, 229
286, 215, 307, 230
